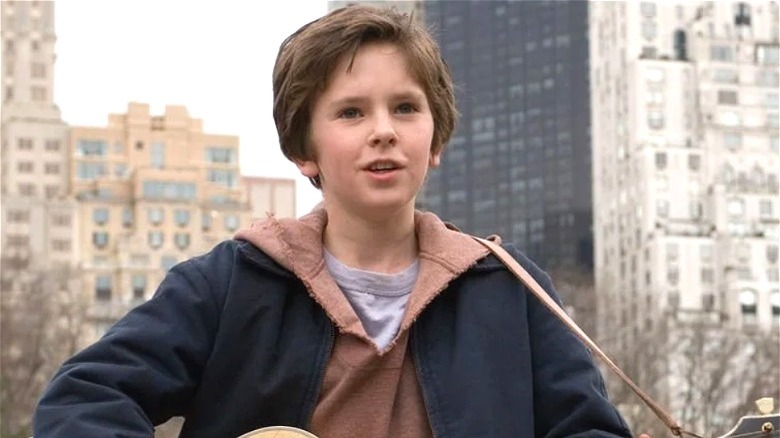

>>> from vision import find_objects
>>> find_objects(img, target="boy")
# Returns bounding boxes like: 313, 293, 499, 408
34, 5, 639, 437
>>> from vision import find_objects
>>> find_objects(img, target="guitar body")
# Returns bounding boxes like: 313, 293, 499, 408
236, 412, 780, 438
237, 426, 318, 438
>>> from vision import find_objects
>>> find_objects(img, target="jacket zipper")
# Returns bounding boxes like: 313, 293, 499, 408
411, 326, 439, 438
303, 319, 335, 430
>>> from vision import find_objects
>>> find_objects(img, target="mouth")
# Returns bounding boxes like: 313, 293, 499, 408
364, 160, 402, 173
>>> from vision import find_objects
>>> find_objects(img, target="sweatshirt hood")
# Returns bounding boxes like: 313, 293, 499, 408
234, 204, 492, 351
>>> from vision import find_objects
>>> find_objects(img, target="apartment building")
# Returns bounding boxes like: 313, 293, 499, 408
243, 176, 296, 219
70, 103, 252, 339
590, 1, 779, 338
1, 0, 78, 273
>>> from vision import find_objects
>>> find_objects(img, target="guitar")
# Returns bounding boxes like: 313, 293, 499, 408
237, 397, 779, 438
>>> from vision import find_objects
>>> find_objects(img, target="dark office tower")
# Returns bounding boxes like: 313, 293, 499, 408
421, 1, 592, 272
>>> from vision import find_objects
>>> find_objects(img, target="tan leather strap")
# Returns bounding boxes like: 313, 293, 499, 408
473, 236, 703, 438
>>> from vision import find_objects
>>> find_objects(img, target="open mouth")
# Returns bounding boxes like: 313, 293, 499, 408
367, 162, 400, 173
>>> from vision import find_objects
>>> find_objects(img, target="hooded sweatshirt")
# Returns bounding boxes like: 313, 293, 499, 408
235, 205, 490, 438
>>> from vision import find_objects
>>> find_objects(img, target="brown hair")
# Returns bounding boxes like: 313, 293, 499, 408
272, 4, 458, 187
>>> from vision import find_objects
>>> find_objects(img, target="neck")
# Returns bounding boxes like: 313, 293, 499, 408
323, 203, 418, 274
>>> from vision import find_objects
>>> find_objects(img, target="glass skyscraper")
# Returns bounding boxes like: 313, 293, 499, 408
421, 1, 593, 272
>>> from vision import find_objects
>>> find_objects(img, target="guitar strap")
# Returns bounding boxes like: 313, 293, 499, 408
472, 236, 703, 438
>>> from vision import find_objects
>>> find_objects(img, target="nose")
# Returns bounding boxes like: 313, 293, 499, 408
368, 112, 397, 147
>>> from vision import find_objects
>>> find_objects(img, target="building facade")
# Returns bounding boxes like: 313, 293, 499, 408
70, 103, 253, 339
590, 0, 779, 338
420, 1, 594, 273
243, 176, 296, 220
1, 0, 78, 272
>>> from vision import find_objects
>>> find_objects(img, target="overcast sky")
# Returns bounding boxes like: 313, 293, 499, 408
54, 0, 328, 216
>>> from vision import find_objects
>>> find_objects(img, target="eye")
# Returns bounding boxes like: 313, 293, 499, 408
396, 103, 417, 114
339, 107, 362, 119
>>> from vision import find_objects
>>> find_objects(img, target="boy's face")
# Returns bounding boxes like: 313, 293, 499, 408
297, 41, 440, 219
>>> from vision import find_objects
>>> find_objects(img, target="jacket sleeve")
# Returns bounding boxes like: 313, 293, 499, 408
513, 248, 632, 437
33, 249, 226, 437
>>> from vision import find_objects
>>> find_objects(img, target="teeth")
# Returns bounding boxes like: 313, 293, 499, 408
370, 162, 396, 171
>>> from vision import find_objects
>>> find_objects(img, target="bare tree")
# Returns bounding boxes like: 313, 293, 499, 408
1, 256, 88, 438
597, 312, 780, 437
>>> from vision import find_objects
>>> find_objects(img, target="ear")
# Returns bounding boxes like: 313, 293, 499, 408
294, 159, 320, 179
429, 150, 442, 168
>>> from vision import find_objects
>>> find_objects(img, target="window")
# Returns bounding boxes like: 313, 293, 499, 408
161, 256, 178, 271
701, 268, 714, 284
142, 181, 197, 201
131, 275, 146, 301
648, 111, 664, 129
740, 289, 757, 323
702, 293, 715, 310
114, 164, 128, 178
771, 290, 780, 322
51, 239, 71, 252
17, 161, 33, 173
29, 63, 45, 78
174, 210, 191, 227
756, 70, 779, 87
761, 199, 774, 219
7, 210, 29, 223
768, 244, 779, 264
205, 147, 236, 164
728, 198, 744, 217
769, 269, 779, 282
202, 212, 213, 231
76, 139, 107, 156
208, 169, 237, 188
688, 154, 701, 171
18, 183, 35, 196
31, 86, 46, 101
642, 21, 656, 40
640, 2, 656, 17
667, 265, 679, 285
95, 276, 112, 301
92, 232, 109, 249
224, 215, 239, 232
44, 185, 58, 199
711, 45, 735, 62
771, 136, 779, 152
44, 163, 60, 174
712, 69, 738, 83
45, 139, 60, 151
148, 231, 164, 249
51, 214, 71, 226
174, 233, 190, 250
657, 199, 669, 217
77, 162, 107, 180
724, 132, 742, 150
121, 207, 133, 228
718, 90, 738, 105
769, 113, 779, 128
756, 45, 779, 66
655, 152, 667, 170
17, 138, 33, 150
93, 208, 109, 225
148, 208, 164, 225
766, 93, 779, 108
151, 142, 165, 168
7, 234, 29, 247
689, 200, 702, 219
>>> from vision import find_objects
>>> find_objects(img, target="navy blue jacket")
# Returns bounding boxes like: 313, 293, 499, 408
34, 240, 631, 437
